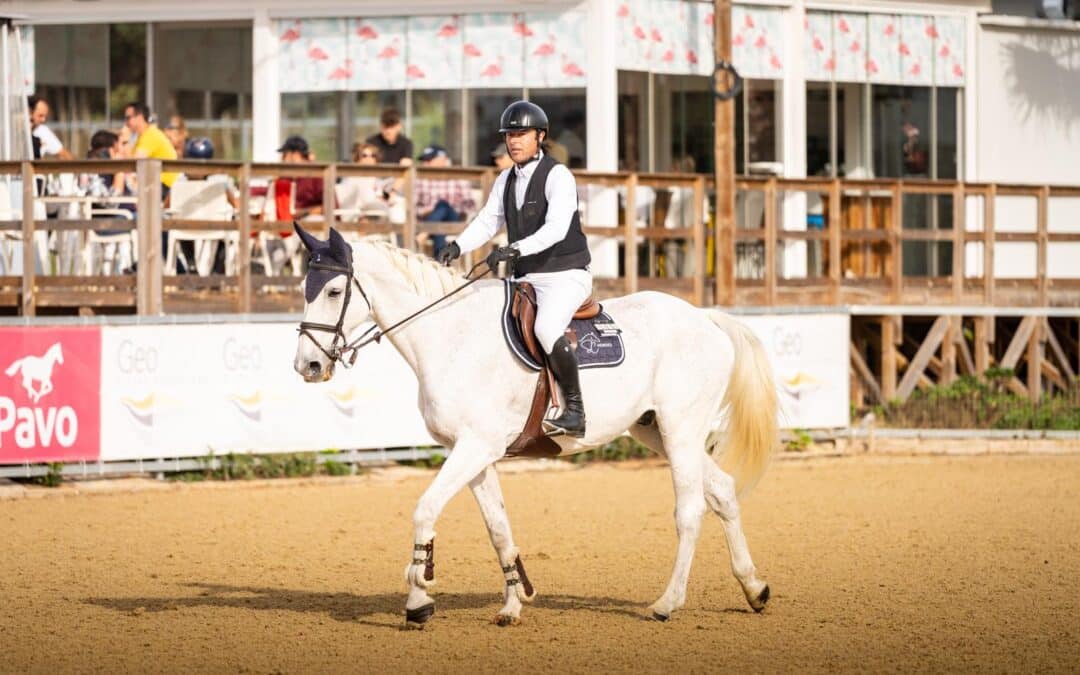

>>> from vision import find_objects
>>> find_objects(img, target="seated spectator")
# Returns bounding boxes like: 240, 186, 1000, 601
414, 145, 474, 257
365, 108, 413, 165
28, 95, 74, 160
84, 130, 127, 198
123, 101, 179, 198
339, 142, 397, 216
275, 135, 324, 220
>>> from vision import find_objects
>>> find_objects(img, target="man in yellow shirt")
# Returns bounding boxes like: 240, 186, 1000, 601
124, 102, 178, 196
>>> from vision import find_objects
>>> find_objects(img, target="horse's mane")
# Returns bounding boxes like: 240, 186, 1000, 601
361, 239, 470, 299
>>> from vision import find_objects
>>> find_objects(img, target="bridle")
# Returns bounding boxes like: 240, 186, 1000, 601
297, 256, 491, 369
297, 259, 372, 367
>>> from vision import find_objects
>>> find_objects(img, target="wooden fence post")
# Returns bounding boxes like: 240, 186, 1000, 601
624, 173, 638, 295
237, 163, 252, 313
136, 159, 163, 315
20, 162, 35, 316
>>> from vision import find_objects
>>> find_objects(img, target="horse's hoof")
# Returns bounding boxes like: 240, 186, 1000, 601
493, 614, 520, 627
750, 584, 770, 613
652, 611, 670, 622
404, 602, 435, 629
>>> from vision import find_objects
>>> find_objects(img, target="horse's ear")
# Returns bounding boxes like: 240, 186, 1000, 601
328, 227, 352, 263
294, 220, 321, 252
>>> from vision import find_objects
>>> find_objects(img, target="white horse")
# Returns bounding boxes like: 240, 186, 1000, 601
5, 342, 64, 403
293, 225, 779, 627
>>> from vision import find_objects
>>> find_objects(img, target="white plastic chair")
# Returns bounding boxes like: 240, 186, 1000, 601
164, 180, 235, 276
83, 209, 136, 275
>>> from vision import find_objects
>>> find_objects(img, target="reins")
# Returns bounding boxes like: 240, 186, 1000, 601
298, 258, 492, 368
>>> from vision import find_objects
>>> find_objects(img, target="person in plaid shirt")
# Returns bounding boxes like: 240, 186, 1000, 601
415, 145, 475, 256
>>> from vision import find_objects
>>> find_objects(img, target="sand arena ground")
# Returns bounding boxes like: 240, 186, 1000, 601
1, 452, 1078, 673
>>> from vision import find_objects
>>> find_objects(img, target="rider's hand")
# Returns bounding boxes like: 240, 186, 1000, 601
436, 241, 461, 266
485, 245, 520, 273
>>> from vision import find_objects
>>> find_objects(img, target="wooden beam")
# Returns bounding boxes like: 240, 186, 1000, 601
984, 185, 995, 306
714, 0, 735, 305
828, 179, 842, 304
237, 163, 252, 314
763, 178, 777, 305
693, 176, 706, 306
974, 315, 991, 376
322, 163, 337, 231
1037, 185, 1049, 307
890, 182, 903, 302
896, 315, 950, 401
403, 165, 417, 252
20, 162, 35, 316
940, 316, 958, 385
1027, 317, 1044, 403
136, 159, 163, 315
881, 316, 899, 400
624, 172, 638, 295
952, 183, 964, 301
1000, 315, 1037, 371
1041, 359, 1066, 391
956, 322, 977, 377
1045, 319, 1076, 381
851, 342, 884, 405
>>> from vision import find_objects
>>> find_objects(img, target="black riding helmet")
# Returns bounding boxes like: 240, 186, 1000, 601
499, 100, 549, 136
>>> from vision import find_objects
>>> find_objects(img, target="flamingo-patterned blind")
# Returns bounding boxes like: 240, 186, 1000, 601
276, 11, 587, 93
615, 1, 784, 79
804, 11, 966, 86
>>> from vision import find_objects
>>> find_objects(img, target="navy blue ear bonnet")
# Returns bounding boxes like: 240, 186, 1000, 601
296, 225, 353, 303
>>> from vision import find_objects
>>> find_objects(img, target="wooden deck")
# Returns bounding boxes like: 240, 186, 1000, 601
2, 159, 1077, 405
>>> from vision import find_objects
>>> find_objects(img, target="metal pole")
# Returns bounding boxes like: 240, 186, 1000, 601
2, 22, 10, 161
714, 0, 735, 305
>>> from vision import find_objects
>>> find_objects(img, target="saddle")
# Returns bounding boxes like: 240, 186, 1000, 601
506, 282, 599, 458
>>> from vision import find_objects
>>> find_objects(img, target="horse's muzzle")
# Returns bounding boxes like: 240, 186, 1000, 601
301, 360, 335, 383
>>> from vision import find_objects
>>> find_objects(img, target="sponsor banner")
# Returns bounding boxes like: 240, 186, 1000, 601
100, 323, 435, 461
740, 314, 850, 429
0, 327, 101, 462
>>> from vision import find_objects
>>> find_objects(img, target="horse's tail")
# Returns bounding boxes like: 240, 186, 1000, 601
4, 358, 24, 377
706, 311, 779, 497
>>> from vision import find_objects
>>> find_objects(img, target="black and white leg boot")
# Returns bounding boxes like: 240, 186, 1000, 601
543, 336, 586, 438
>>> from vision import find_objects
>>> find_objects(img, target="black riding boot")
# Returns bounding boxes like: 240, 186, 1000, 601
544, 336, 586, 438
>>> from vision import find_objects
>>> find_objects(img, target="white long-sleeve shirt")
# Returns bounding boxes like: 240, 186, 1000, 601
453, 152, 579, 258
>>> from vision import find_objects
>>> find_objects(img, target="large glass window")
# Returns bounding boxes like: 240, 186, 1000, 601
873, 85, 931, 179
411, 91, 463, 164
617, 71, 649, 172
652, 75, 712, 174
155, 23, 253, 160
281, 92, 339, 162
33, 25, 108, 156
470, 89, 519, 169
530, 89, 587, 169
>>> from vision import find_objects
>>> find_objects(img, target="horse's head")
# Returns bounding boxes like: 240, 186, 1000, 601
293, 222, 372, 383
51, 343, 64, 365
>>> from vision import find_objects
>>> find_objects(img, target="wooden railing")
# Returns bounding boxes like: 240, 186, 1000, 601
1, 159, 1079, 315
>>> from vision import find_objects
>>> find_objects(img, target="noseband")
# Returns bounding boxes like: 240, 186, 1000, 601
297, 259, 371, 368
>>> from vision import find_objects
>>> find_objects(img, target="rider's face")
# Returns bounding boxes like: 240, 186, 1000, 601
504, 129, 542, 165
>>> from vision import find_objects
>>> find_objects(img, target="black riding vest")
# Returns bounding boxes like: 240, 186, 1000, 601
503, 155, 591, 276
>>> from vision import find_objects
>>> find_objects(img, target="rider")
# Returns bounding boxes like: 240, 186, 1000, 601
438, 101, 592, 438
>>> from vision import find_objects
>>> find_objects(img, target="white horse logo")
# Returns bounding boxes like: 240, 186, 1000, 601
5, 342, 65, 403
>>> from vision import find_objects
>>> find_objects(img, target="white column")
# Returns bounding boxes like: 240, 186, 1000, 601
780, 0, 807, 278
585, 0, 619, 277
252, 9, 281, 163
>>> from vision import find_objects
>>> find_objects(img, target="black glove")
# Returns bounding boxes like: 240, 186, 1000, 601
436, 241, 461, 266
486, 245, 521, 273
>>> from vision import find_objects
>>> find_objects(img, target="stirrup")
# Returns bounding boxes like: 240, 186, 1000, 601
542, 410, 585, 438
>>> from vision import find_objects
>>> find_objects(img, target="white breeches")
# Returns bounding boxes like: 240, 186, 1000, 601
517, 268, 593, 353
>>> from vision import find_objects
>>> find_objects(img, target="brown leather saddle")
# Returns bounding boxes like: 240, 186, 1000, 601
506, 282, 600, 458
